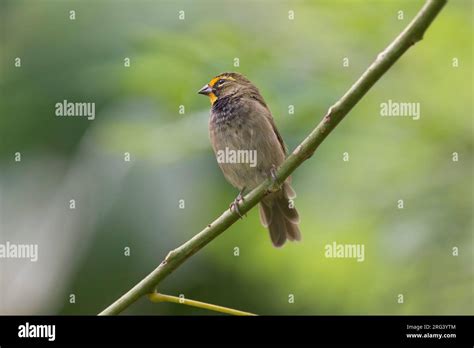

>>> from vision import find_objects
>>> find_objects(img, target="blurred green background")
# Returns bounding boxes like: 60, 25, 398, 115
0, 0, 472, 315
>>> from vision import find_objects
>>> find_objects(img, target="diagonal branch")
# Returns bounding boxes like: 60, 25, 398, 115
99, 0, 447, 315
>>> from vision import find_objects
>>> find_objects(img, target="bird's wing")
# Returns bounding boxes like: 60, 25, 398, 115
251, 94, 288, 155
266, 111, 287, 155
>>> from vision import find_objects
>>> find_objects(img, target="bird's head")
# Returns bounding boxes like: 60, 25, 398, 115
198, 72, 252, 105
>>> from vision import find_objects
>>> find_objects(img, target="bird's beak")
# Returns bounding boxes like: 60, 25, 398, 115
198, 84, 213, 96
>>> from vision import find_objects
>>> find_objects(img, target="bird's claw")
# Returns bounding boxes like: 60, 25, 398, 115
229, 188, 246, 219
229, 201, 243, 218
267, 165, 281, 193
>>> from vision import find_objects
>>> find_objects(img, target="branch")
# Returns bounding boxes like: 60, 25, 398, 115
148, 293, 256, 316
99, 0, 447, 315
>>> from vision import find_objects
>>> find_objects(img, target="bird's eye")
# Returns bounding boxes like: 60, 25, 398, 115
217, 79, 226, 87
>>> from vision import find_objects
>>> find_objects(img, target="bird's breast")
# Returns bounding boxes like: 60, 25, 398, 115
208, 100, 271, 190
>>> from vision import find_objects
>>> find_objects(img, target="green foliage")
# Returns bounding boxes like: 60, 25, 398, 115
0, 0, 472, 315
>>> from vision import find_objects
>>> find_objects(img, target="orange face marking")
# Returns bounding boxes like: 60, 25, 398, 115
209, 93, 217, 104
209, 75, 235, 87
209, 77, 221, 88
206, 75, 235, 105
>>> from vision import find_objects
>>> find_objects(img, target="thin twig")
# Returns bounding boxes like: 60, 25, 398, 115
148, 293, 256, 316
99, 0, 447, 316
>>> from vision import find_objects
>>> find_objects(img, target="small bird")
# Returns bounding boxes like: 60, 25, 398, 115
198, 72, 301, 247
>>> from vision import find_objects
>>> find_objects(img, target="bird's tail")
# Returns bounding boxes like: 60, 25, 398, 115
259, 182, 301, 247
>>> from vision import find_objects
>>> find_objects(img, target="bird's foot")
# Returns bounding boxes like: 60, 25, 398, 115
267, 165, 281, 193
229, 187, 246, 219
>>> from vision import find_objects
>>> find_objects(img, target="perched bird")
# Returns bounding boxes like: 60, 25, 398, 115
198, 72, 301, 247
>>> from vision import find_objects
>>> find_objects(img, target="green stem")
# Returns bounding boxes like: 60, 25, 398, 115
99, 0, 447, 316
148, 293, 256, 316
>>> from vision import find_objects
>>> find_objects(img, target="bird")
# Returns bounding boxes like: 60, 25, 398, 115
198, 72, 301, 247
